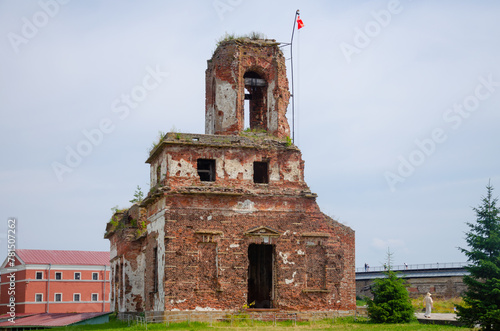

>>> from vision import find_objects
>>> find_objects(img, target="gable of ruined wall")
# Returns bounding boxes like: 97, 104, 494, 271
107, 207, 148, 312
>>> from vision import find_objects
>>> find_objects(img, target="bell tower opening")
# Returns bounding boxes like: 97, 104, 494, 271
243, 71, 267, 132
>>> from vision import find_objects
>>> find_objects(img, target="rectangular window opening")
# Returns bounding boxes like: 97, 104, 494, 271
197, 159, 216, 182
55, 293, 62, 302
74, 272, 81, 280
92, 272, 99, 280
35, 293, 43, 302
55, 272, 62, 280
92, 293, 98, 301
253, 161, 269, 184
36, 271, 43, 280
74, 294, 80, 302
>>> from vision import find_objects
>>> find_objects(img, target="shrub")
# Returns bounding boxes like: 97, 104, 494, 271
367, 269, 414, 323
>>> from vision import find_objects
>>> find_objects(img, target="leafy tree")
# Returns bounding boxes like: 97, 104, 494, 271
129, 185, 144, 204
367, 250, 414, 323
457, 183, 500, 330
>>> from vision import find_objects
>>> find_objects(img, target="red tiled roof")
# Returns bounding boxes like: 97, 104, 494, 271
0, 312, 110, 327
16, 249, 110, 266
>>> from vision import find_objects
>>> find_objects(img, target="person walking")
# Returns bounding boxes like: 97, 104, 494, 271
423, 292, 433, 318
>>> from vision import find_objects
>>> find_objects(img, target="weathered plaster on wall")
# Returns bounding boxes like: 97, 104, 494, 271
205, 106, 215, 135
282, 161, 301, 182
224, 159, 252, 180
285, 271, 297, 285
216, 81, 238, 128
267, 81, 277, 132
110, 244, 117, 261
233, 199, 256, 213
270, 162, 280, 182
147, 210, 166, 311
279, 252, 295, 265
121, 255, 146, 312
167, 155, 197, 178
216, 155, 225, 179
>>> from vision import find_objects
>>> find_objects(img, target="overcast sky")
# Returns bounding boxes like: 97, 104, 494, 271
1, 0, 499, 269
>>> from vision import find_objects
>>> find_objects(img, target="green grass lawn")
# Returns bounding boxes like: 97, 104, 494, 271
58, 316, 464, 330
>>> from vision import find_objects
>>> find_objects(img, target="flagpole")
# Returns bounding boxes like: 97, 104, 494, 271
290, 9, 299, 144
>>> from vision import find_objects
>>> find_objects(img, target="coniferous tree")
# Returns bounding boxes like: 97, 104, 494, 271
367, 250, 414, 323
129, 185, 144, 204
457, 183, 500, 330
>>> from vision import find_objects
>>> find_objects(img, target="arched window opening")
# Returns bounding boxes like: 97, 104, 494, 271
244, 71, 267, 132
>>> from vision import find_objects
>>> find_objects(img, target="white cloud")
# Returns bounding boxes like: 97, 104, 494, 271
372, 238, 405, 250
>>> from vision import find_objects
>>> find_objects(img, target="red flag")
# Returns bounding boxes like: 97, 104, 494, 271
297, 15, 304, 29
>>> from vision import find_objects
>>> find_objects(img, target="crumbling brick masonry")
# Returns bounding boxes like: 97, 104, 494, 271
105, 38, 355, 314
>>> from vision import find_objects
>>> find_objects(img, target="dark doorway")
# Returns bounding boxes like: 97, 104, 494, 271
248, 244, 274, 308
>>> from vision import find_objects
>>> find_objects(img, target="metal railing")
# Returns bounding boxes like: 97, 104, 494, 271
134, 310, 367, 327
225, 312, 297, 327
356, 262, 469, 273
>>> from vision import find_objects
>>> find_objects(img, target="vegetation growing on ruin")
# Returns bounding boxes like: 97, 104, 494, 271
135, 220, 147, 238
129, 185, 144, 204
216, 31, 268, 47
243, 127, 267, 133
110, 205, 127, 214
148, 130, 167, 154
212, 32, 269, 56
105, 204, 147, 238
239, 128, 268, 141
104, 206, 128, 236
108, 206, 127, 227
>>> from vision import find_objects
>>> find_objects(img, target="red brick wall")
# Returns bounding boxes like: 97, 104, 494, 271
141, 194, 355, 311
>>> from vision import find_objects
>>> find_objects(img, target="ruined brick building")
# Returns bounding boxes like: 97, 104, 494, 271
105, 38, 355, 313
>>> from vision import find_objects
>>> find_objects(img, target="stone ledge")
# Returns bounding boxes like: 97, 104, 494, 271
195, 230, 224, 235
302, 289, 331, 293
301, 232, 330, 237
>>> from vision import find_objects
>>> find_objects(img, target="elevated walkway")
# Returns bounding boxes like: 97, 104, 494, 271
356, 262, 469, 280
356, 262, 469, 298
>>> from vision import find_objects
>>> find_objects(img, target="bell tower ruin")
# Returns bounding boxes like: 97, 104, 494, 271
105, 37, 355, 317
205, 39, 290, 137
